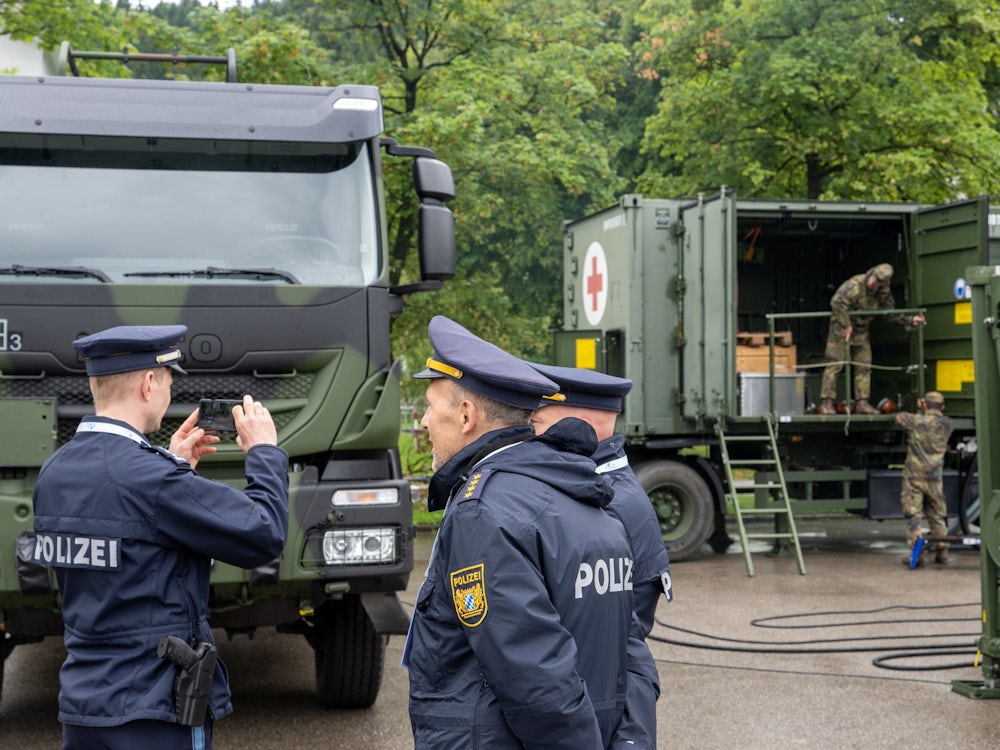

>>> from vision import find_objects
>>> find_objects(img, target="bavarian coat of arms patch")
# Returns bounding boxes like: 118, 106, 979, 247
450, 563, 488, 627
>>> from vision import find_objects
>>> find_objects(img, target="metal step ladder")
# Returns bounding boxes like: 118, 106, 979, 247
716, 415, 806, 576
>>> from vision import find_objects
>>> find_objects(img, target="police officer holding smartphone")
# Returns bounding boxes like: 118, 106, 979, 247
30, 325, 289, 750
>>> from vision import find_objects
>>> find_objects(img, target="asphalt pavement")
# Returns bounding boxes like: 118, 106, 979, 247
3, 516, 998, 748
656, 517, 997, 748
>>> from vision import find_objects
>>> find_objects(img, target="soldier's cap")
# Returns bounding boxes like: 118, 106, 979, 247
72, 324, 187, 376
923, 390, 945, 405
527, 362, 633, 413
413, 316, 561, 410
870, 263, 894, 282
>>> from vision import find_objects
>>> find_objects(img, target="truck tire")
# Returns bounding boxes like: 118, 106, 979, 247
958, 466, 979, 536
634, 460, 714, 562
312, 596, 385, 708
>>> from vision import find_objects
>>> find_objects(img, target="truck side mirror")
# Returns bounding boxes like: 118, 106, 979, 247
419, 204, 455, 281
382, 140, 457, 294
414, 157, 455, 283
413, 157, 455, 202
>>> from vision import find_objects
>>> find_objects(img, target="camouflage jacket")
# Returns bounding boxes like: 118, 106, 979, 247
896, 410, 953, 479
829, 273, 910, 334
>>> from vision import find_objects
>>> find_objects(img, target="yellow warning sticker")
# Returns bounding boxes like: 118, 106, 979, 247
576, 337, 598, 369
954, 302, 972, 325
935, 359, 974, 392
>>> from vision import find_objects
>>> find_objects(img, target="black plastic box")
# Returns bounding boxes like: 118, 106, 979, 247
867, 469, 961, 519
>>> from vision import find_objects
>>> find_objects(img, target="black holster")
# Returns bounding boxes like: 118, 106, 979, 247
157, 634, 218, 727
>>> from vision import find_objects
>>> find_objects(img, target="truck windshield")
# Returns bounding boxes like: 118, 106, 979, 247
0, 135, 379, 286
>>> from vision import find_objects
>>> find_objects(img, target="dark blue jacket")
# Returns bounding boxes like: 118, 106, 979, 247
595, 435, 671, 635
596, 434, 671, 747
407, 418, 638, 749
31, 416, 288, 727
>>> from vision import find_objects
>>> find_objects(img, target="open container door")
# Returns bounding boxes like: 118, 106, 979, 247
678, 190, 738, 424
912, 197, 988, 418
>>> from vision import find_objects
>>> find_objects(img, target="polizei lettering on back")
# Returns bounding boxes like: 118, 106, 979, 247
574, 557, 633, 599
31, 533, 121, 570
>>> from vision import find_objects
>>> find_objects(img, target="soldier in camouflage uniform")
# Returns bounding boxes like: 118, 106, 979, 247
896, 391, 953, 566
818, 263, 925, 415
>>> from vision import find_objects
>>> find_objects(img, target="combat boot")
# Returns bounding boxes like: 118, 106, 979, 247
934, 546, 950, 565
854, 399, 879, 415
818, 399, 836, 415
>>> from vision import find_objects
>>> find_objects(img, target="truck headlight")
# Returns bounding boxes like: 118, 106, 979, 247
331, 487, 399, 506
322, 528, 397, 565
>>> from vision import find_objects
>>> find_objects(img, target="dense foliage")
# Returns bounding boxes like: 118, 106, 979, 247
634, 0, 1000, 202
3, 0, 998, 404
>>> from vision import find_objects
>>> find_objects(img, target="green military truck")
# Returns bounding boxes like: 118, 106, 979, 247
556, 192, 990, 563
0, 46, 455, 706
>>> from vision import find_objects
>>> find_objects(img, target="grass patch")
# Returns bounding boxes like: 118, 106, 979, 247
413, 508, 444, 527
400, 430, 432, 477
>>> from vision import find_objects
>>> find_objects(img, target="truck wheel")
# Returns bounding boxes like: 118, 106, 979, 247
634, 460, 714, 562
312, 596, 385, 708
958, 466, 979, 536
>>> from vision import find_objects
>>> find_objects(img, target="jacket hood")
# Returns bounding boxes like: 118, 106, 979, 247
427, 418, 611, 512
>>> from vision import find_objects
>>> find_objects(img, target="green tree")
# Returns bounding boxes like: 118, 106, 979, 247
180, 6, 335, 85
305, 1, 632, 399
634, 0, 1000, 201
1, 0, 119, 50
1, 0, 129, 76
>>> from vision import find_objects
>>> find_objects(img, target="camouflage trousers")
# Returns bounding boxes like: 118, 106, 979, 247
820, 331, 872, 401
901, 475, 948, 550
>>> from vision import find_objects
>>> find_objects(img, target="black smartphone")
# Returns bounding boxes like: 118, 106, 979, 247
197, 399, 242, 432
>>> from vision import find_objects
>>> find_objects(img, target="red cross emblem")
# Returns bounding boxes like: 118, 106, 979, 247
582, 242, 608, 326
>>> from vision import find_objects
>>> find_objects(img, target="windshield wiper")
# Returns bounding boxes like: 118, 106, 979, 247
0, 264, 111, 282
123, 266, 300, 284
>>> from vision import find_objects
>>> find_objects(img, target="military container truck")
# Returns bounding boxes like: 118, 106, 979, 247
0, 45, 456, 707
556, 191, 989, 564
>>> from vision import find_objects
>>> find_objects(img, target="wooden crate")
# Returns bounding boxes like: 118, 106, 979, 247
736, 330, 794, 347
736, 344, 797, 373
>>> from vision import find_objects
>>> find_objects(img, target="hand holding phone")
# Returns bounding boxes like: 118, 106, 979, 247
197, 399, 242, 432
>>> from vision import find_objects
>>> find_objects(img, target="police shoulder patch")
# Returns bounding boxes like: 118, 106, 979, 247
450, 563, 488, 627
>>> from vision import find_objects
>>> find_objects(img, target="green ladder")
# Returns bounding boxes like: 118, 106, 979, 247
716, 415, 806, 576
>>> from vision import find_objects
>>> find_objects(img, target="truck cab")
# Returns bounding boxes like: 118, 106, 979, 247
0, 52, 454, 707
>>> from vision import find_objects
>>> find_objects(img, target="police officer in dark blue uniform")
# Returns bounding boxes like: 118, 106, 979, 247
31, 325, 289, 750
405, 316, 644, 749
529, 364, 671, 746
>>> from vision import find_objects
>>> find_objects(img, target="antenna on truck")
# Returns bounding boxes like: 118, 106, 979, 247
56, 41, 238, 82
